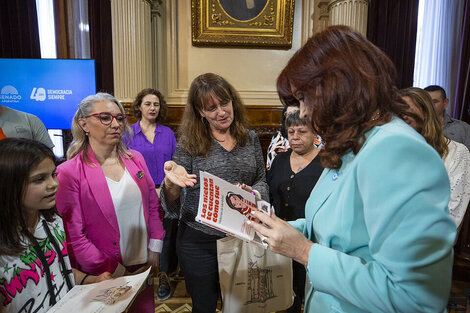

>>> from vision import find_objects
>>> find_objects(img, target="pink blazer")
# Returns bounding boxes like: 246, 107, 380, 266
56, 147, 165, 275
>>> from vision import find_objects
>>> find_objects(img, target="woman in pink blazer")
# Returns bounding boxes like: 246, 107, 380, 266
56, 93, 165, 313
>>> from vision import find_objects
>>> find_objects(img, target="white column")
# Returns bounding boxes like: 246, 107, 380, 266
151, 0, 165, 92
111, 0, 153, 102
328, 0, 370, 36
317, 1, 330, 33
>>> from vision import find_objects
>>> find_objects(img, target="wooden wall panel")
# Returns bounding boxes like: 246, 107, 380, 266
123, 103, 283, 162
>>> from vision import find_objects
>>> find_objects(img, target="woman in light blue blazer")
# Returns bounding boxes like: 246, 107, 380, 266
250, 26, 456, 313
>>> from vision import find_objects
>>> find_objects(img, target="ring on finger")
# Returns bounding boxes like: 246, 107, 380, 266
261, 236, 268, 245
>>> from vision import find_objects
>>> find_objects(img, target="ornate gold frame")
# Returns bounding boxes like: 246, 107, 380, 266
191, 0, 295, 49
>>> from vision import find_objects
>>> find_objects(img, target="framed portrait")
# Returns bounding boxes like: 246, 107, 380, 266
191, 0, 296, 49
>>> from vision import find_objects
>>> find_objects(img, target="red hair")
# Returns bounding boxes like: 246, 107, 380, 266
277, 26, 407, 169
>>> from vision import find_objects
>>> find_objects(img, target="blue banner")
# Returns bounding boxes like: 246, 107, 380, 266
0, 59, 96, 129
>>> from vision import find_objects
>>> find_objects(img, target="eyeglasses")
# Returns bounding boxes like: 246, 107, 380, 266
84, 112, 127, 125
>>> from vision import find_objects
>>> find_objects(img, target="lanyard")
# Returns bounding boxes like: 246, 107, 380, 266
32, 219, 73, 306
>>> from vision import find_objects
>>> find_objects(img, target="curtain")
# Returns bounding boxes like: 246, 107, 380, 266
54, 0, 71, 58
454, 0, 470, 123
367, 0, 419, 89
53, 0, 92, 59
413, 0, 465, 116
0, 0, 41, 58
88, 0, 114, 94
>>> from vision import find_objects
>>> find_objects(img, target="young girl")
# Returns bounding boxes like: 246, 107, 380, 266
0, 138, 111, 313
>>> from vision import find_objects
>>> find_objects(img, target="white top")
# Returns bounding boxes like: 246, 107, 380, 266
443, 139, 470, 233
106, 169, 148, 266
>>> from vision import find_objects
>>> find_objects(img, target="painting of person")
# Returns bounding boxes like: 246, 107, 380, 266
219, 0, 268, 21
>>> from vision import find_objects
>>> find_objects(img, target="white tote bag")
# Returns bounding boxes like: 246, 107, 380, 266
217, 237, 294, 313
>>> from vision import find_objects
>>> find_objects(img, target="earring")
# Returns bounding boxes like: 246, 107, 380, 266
201, 116, 205, 124
371, 111, 380, 121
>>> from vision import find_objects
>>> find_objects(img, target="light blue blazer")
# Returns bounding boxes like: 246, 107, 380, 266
291, 117, 456, 313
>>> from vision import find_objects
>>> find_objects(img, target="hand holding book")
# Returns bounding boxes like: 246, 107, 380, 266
236, 182, 262, 199
196, 171, 272, 248
247, 211, 313, 266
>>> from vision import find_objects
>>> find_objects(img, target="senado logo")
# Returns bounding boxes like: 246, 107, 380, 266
0, 85, 22, 103
30, 87, 47, 101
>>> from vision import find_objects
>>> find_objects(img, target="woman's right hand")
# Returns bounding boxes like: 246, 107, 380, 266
164, 161, 197, 188
95, 271, 113, 283
249, 211, 313, 266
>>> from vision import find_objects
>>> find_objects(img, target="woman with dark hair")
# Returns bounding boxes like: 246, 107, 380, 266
249, 26, 455, 312
160, 73, 268, 312
127, 88, 177, 301
128, 88, 176, 187
267, 110, 323, 313
265, 103, 299, 170
401, 87, 470, 234
225, 191, 257, 217
0, 138, 110, 312
56, 93, 165, 312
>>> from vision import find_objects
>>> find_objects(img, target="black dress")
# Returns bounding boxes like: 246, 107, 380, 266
267, 149, 323, 313
267, 150, 323, 220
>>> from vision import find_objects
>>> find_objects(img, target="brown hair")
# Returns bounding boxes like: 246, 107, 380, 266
179, 73, 249, 156
277, 26, 407, 170
0, 138, 57, 255
132, 88, 168, 123
401, 87, 449, 158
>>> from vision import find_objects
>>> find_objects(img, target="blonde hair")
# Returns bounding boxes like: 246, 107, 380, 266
401, 87, 449, 158
67, 92, 132, 162
179, 73, 248, 156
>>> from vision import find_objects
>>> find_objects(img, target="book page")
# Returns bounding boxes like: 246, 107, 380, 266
48, 268, 151, 313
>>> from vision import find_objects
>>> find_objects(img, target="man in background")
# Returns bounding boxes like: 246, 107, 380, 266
0, 104, 54, 148
425, 85, 470, 150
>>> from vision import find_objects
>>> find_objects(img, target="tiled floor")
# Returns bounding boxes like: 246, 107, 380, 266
155, 275, 222, 313
155, 276, 470, 313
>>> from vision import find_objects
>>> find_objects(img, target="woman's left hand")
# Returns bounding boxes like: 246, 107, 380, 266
237, 183, 261, 198
249, 211, 314, 266
236, 183, 252, 193
147, 251, 160, 275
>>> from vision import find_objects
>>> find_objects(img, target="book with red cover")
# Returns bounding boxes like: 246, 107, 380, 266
195, 171, 271, 248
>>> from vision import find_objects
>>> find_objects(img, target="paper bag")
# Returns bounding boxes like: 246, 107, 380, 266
217, 237, 294, 313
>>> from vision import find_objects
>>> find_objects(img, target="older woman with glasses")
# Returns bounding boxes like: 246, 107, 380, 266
55, 93, 165, 313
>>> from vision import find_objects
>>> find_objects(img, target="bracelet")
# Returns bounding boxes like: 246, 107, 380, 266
80, 273, 90, 285
252, 190, 261, 198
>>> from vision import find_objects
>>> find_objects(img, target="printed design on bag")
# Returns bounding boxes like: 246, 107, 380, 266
246, 258, 276, 304
0, 223, 69, 310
